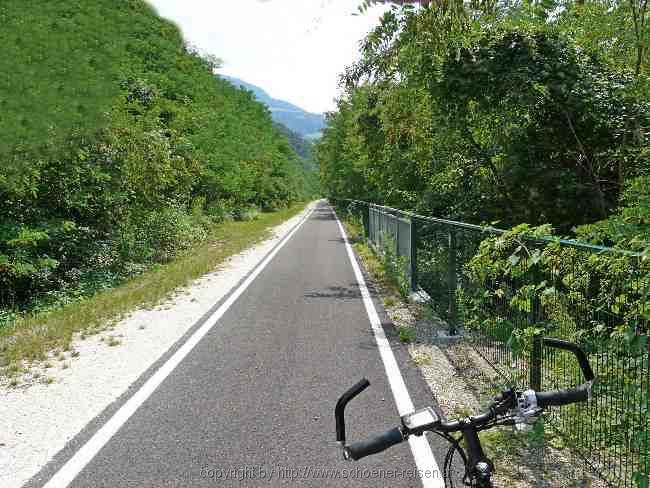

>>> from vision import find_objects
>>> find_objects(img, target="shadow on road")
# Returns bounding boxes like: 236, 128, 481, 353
311, 209, 336, 221
304, 284, 362, 301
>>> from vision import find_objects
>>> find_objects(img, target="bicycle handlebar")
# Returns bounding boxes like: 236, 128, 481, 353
535, 382, 591, 407
335, 378, 370, 444
543, 338, 595, 382
335, 339, 595, 468
340, 379, 591, 462
344, 427, 405, 461
337, 382, 592, 463
534, 338, 594, 407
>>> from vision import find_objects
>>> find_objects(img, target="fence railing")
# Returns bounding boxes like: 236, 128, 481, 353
332, 197, 649, 488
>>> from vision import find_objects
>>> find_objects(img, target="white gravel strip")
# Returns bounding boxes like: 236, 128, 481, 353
0, 202, 315, 488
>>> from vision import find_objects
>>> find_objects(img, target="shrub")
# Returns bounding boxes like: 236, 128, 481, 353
379, 232, 410, 297
234, 205, 261, 222
118, 206, 208, 264
205, 200, 235, 223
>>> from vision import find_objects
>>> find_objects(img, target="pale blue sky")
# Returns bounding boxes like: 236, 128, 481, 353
147, 0, 392, 113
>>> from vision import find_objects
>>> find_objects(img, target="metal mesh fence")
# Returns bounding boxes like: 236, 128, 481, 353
366, 204, 414, 292
332, 198, 650, 487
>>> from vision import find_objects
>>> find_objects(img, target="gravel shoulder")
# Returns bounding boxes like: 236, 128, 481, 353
0, 203, 315, 488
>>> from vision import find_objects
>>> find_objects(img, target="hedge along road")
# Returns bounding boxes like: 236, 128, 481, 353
26, 201, 453, 488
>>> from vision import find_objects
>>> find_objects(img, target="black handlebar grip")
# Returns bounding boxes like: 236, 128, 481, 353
543, 338, 595, 382
536, 383, 590, 408
344, 427, 404, 461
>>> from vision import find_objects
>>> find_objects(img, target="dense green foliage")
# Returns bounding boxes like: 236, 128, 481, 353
0, 0, 317, 321
318, 1, 650, 238
460, 224, 649, 484
323, 3, 650, 483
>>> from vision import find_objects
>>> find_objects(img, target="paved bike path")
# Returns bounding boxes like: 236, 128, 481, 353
28, 202, 450, 487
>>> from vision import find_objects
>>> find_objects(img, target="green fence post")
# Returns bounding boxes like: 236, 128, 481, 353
448, 230, 458, 335
395, 214, 400, 257
529, 291, 542, 391
410, 219, 418, 292
362, 204, 370, 239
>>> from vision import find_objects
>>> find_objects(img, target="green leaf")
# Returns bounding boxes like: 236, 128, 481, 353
507, 331, 523, 359
530, 249, 542, 265
508, 254, 521, 266
541, 286, 556, 296
633, 472, 649, 488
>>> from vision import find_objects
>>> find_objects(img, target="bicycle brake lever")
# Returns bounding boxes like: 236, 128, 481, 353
491, 389, 516, 415
513, 390, 543, 431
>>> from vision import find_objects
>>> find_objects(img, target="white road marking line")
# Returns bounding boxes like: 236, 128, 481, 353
333, 207, 445, 488
42, 205, 315, 488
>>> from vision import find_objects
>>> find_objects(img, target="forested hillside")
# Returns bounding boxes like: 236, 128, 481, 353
274, 123, 320, 194
274, 123, 317, 167
318, 0, 650, 245
0, 0, 317, 323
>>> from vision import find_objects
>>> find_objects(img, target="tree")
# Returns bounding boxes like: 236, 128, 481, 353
318, 3, 650, 232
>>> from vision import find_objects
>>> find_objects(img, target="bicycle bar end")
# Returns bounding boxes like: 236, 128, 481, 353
335, 378, 371, 444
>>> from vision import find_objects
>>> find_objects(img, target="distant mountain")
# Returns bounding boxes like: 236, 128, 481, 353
221, 76, 326, 139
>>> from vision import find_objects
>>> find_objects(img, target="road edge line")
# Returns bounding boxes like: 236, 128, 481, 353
332, 206, 445, 488
41, 203, 316, 488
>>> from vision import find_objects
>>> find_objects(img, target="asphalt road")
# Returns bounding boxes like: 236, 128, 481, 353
28, 201, 454, 488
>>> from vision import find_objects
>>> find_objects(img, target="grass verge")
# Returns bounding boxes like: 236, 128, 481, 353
339, 213, 405, 298
0, 203, 309, 375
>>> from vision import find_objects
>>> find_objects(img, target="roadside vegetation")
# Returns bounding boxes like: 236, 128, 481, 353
0, 1, 318, 371
0, 203, 307, 381
318, 0, 650, 245
323, 1, 650, 484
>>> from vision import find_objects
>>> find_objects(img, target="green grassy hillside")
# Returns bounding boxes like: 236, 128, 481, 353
0, 0, 316, 323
